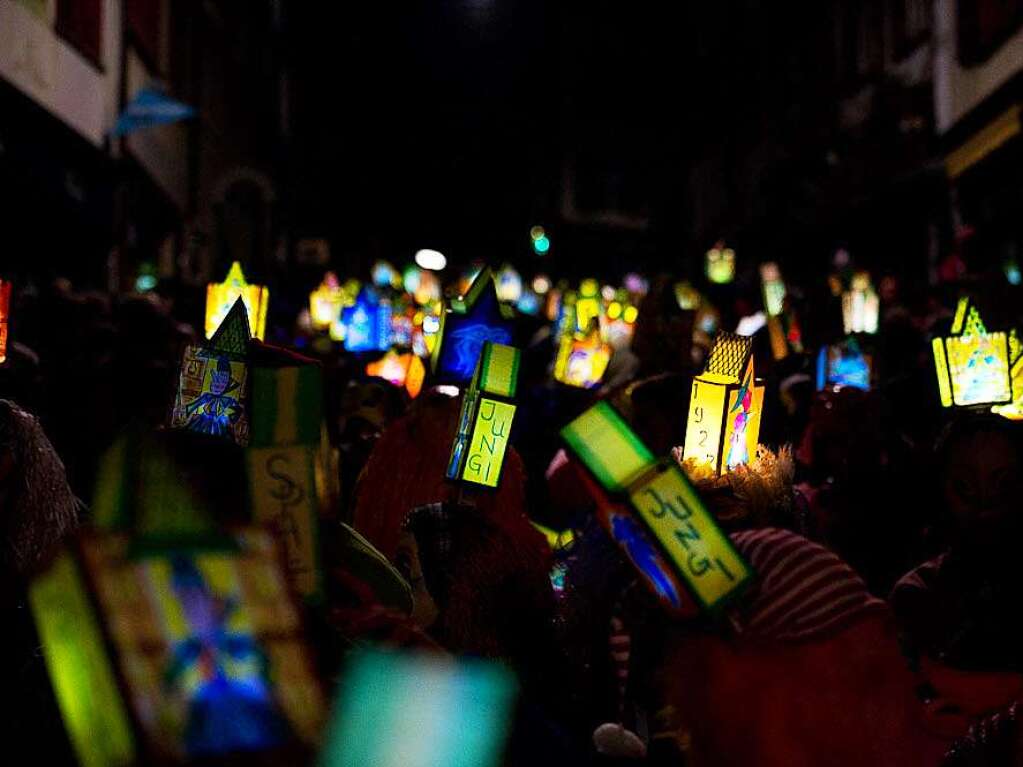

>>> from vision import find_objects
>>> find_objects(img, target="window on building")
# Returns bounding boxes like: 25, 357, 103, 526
959, 0, 1023, 66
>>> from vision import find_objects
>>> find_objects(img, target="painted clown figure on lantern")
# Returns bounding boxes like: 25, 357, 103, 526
932, 296, 1014, 409
172, 298, 252, 445
205, 261, 269, 341
446, 342, 521, 489
682, 331, 765, 475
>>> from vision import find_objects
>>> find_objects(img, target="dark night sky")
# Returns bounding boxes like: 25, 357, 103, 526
285, 3, 855, 277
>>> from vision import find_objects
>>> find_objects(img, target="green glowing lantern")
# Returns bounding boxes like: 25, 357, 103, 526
562, 401, 753, 613
446, 342, 520, 488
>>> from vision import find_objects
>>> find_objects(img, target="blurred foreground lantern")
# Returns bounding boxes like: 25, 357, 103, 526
932, 297, 1013, 409
842, 271, 879, 334
447, 342, 520, 488
705, 242, 735, 285
0, 279, 10, 364
817, 337, 872, 391
205, 261, 269, 341
431, 267, 515, 385
562, 401, 753, 613
554, 323, 612, 389
682, 332, 765, 475
171, 298, 251, 446
247, 352, 333, 599
366, 349, 426, 398
309, 271, 345, 330
372, 260, 400, 288
30, 529, 325, 766
321, 650, 515, 767
341, 288, 392, 353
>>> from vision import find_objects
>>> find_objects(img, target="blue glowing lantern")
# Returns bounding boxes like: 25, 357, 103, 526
817, 337, 872, 391
431, 267, 515, 385
342, 288, 391, 353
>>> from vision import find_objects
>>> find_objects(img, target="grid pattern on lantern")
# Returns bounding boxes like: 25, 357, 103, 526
705, 332, 753, 381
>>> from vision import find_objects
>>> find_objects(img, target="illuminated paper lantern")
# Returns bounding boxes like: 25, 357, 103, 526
932, 297, 1013, 408
760, 262, 786, 317
496, 263, 523, 304
30, 529, 325, 765
309, 271, 345, 330
992, 332, 1023, 420
675, 281, 701, 311
759, 262, 802, 359
842, 271, 880, 334
817, 338, 872, 391
554, 324, 612, 389
682, 331, 765, 475
562, 401, 753, 613
171, 298, 251, 446
575, 279, 602, 331
247, 359, 328, 599
0, 279, 10, 364
446, 342, 520, 488
205, 261, 269, 341
342, 287, 392, 353
365, 349, 426, 398
706, 242, 736, 285
371, 260, 400, 288
321, 650, 515, 767
431, 267, 515, 385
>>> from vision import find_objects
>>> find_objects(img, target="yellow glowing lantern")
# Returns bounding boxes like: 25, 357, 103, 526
842, 271, 880, 334
993, 330, 1023, 420
554, 324, 612, 389
205, 261, 269, 341
932, 297, 1013, 409
682, 332, 765, 475
447, 342, 520, 488
706, 242, 736, 285
576, 279, 602, 331
0, 279, 11, 364
309, 272, 345, 330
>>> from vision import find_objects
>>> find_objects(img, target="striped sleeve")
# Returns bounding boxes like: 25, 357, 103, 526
730, 527, 888, 642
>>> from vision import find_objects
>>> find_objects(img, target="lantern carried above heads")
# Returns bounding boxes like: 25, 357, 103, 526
431, 267, 515, 386
759, 262, 802, 360
341, 287, 392, 353
365, 349, 426, 399
205, 261, 269, 341
447, 342, 521, 489
554, 323, 612, 389
309, 272, 345, 330
562, 401, 753, 614
817, 337, 872, 391
0, 279, 11, 364
682, 331, 765, 476
932, 297, 1014, 409
705, 242, 736, 285
171, 298, 252, 446
495, 264, 524, 304
842, 271, 880, 335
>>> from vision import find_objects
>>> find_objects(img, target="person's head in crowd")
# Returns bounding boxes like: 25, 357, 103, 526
0, 400, 78, 581
630, 275, 694, 379
936, 414, 1023, 559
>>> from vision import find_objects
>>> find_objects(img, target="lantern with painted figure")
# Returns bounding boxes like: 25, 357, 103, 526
932, 297, 1013, 409
554, 322, 612, 389
431, 267, 515, 385
341, 288, 392, 353
172, 298, 252, 446
446, 342, 520, 489
682, 331, 765, 475
205, 261, 269, 341
562, 401, 753, 614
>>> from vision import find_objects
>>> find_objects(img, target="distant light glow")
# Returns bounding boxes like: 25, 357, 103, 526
532, 275, 551, 295
423, 315, 441, 334
601, 285, 616, 301
623, 306, 639, 324
415, 249, 447, 271
533, 235, 550, 255
135, 274, 157, 292
530, 226, 546, 241
1006, 259, 1022, 286
736, 311, 767, 336
435, 385, 461, 398
607, 302, 622, 320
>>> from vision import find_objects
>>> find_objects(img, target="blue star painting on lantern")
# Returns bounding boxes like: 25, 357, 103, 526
171, 298, 251, 445
341, 287, 391, 353
431, 267, 515, 385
